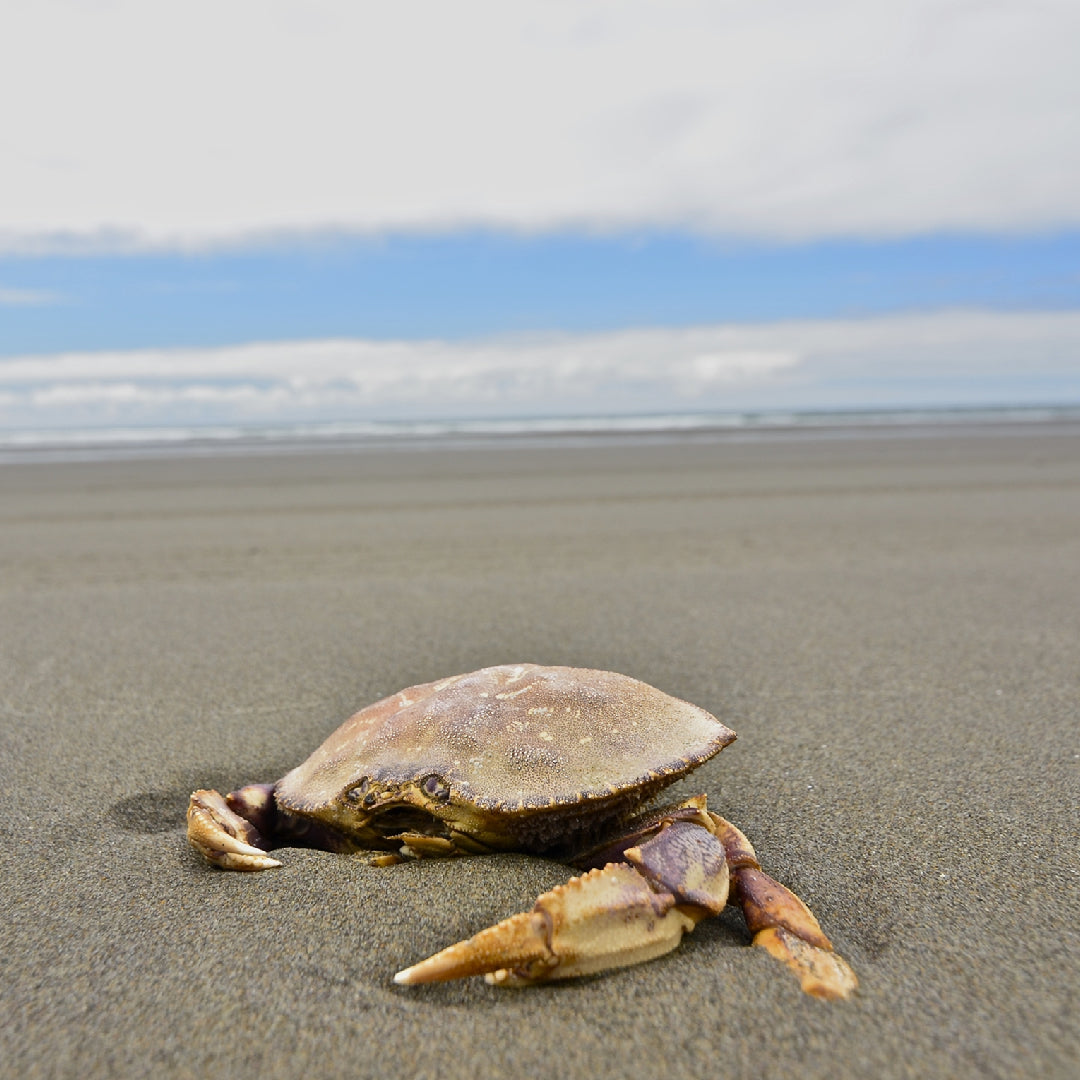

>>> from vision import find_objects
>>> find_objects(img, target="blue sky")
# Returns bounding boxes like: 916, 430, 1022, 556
2, 1, 1079, 429
4, 231, 1080, 355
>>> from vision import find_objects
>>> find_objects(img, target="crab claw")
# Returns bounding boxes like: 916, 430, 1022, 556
394, 861, 696, 986
187, 788, 283, 871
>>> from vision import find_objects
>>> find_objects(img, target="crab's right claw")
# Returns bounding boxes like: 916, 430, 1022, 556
394, 861, 696, 986
187, 788, 282, 871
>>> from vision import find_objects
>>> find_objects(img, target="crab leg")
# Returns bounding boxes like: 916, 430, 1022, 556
709, 814, 857, 1000
394, 815, 730, 987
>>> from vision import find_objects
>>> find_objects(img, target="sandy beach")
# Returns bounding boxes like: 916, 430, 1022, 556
1, 424, 1078, 1079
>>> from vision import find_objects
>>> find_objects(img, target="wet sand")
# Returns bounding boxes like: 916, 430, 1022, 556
2, 426, 1078, 1079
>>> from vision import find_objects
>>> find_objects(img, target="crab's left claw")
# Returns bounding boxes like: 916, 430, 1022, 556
394, 820, 728, 986
394, 862, 695, 986
187, 788, 282, 871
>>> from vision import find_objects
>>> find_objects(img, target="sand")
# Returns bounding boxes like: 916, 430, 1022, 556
1, 425, 1078, 1079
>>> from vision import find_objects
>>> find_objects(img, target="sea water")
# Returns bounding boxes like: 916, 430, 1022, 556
2, 405, 1079, 464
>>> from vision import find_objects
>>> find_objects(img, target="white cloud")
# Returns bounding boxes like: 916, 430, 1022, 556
2, 1, 1079, 251
1, 310, 1076, 428
0, 330, 799, 422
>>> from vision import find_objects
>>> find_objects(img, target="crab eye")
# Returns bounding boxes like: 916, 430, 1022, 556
346, 779, 370, 803
421, 774, 449, 801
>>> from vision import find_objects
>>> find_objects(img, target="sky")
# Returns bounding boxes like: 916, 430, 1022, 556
2, 0, 1079, 431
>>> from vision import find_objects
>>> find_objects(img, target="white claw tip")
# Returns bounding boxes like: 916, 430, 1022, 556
393, 967, 417, 985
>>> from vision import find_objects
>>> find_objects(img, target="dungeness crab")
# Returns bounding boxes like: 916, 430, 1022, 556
188, 664, 856, 999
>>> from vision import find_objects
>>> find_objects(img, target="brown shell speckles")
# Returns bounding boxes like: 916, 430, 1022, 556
276, 664, 736, 814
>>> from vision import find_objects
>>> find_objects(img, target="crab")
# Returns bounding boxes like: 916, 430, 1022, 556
187, 663, 856, 999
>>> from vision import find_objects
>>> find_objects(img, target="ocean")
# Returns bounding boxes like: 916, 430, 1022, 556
2, 405, 1078, 464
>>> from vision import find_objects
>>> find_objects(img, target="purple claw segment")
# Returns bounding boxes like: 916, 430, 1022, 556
622, 819, 730, 917
225, 783, 278, 841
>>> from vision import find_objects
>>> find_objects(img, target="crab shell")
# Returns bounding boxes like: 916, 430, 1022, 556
274, 663, 737, 855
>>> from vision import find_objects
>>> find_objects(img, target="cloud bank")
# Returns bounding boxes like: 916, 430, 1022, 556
3, 1, 1079, 251
2, 310, 1077, 429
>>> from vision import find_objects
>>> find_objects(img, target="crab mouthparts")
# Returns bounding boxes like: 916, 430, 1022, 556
365, 805, 446, 838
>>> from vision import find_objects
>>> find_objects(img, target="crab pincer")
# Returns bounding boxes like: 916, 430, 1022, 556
393, 800, 855, 999
187, 788, 282, 871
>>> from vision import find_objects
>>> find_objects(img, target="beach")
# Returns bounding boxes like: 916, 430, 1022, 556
1, 423, 1078, 1079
